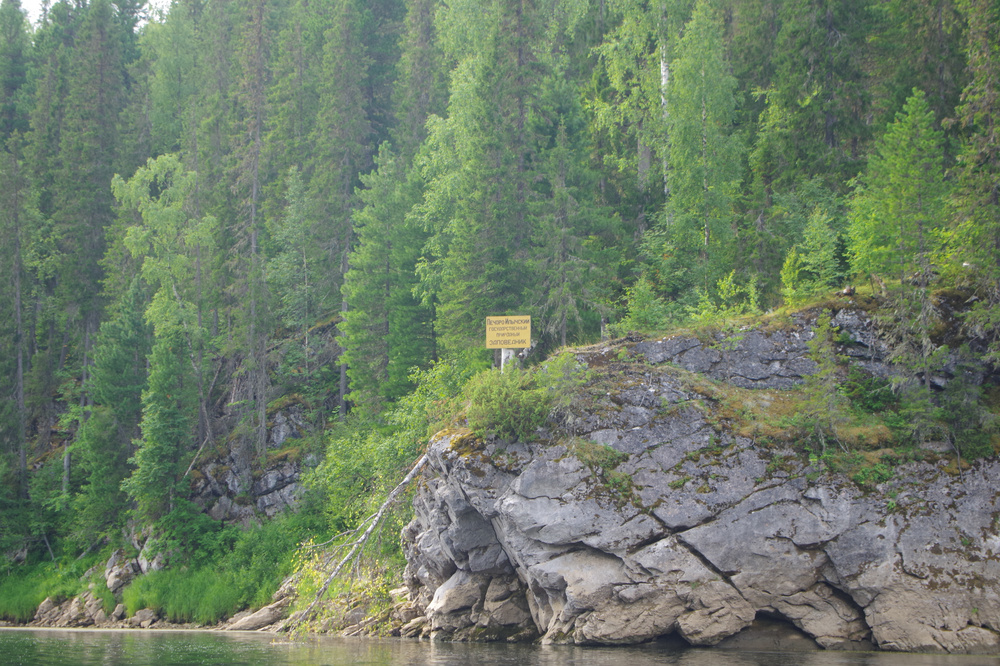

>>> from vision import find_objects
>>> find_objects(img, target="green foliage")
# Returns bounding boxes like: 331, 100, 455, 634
567, 437, 627, 471
798, 311, 852, 453
937, 352, 998, 460
659, 0, 743, 292
840, 367, 898, 414
687, 271, 761, 326
609, 276, 672, 336
781, 209, 841, 304
308, 358, 475, 534
848, 89, 947, 283
341, 145, 434, 411
122, 330, 196, 521
852, 462, 894, 488
465, 352, 589, 441
0, 554, 107, 623
122, 510, 319, 624
465, 368, 553, 441
535, 352, 591, 405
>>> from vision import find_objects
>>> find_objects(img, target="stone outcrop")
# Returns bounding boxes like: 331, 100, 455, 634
224, 597, 291, 631
189, 405, 311, 525
402, 310, 1000, 653
33, 587, 133, 629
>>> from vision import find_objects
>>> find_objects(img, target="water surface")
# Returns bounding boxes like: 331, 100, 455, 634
1, 628, 997, 666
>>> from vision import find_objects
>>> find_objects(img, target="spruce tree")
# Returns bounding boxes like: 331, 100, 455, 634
75, 277, 150, 538
0, 142, 38, 499
848, 90, 947, 287
654, 0, 742, 296
390, 0, 447, 161
231, 0, 272, 456
122, 328, 196, 521
341, 145, 433, 411
0, 0, 30, 142
849, 89, 949, 438
951, 0, 1000, 362
771, 0, 871, 186
417, 0, 549, 354
266, 166, 323, 399
531, 75, 619, 346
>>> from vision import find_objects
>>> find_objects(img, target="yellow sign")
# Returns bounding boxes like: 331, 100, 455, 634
486, 316, 531, 349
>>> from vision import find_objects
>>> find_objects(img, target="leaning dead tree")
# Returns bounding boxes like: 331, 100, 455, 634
286, 454, 429, 632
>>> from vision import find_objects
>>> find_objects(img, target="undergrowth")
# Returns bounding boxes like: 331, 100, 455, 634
0, 553, 106, 623
119, 509, 323, 625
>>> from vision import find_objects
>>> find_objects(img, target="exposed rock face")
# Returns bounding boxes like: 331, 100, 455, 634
105, 549, 140, 593
33, 589, 128, 629
189, 406, 310, 525
403, 311, 1000, 653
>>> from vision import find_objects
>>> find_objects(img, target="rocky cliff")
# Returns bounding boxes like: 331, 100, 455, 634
400, 309, 1000, 653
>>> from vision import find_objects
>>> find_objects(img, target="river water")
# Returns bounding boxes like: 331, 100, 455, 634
2, 629, 998, 666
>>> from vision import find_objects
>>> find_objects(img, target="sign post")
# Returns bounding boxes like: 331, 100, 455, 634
485, 316, 531, 373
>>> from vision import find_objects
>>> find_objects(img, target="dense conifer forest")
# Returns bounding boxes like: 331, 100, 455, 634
1, 0, 999, 624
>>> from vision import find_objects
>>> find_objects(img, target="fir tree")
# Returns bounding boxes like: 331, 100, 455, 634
655, 0, 742, 295
848, 90, 947, 287
0, 0, 30, 142
341, 145, 433, 411
417, 0, 548, 354
122, 328, 196, 521
849, 89, 949, 437
75, 277, 150, 538
951, 0, 1000, 362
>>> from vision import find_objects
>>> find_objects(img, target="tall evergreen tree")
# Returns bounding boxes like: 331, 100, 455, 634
0, 0, 30, 142
307, 0, 378, 413
52, 0, 125, 326
230, 0, 272, 457
341, 145, 434, 410
849, 89, 948, 420
849, 90, 947, 286
951, 0, 1000, 361
145, 0, 199, 155
122, 328, 195, 521
868, 0, 965, 133
651, 0, 742, 296
390, 0, 446, 160
771, 0, 871, 187
531, 74, 620, 346
0, 143, 38, 499
74, 277, 150, 538
416, 0, 551, 354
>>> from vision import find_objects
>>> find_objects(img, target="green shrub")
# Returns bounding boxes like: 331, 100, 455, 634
568, 437, 627, 470
535, 352, 591, 407
852, 462, 893, 487
610, 276, 672, 336
465, 368, 552, 441
840, 367, 897, 414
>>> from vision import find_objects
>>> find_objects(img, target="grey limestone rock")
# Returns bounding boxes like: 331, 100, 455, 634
401, 312, 1000, 653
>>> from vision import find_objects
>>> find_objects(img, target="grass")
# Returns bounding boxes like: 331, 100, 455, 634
567, 437, 628, 470
122, 568, 246, 624
0, 554, 107, 623
119, 509, 323, 625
